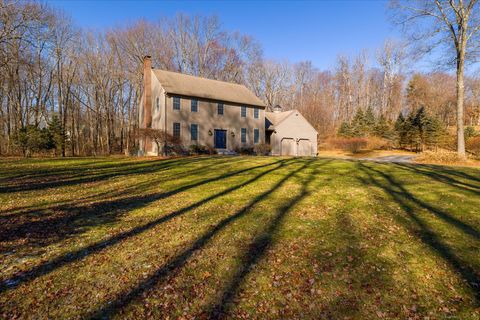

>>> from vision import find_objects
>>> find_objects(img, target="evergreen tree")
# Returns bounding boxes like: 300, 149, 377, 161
351, 109, 367, 137
464, 126, 477, 139
338, 121, 352, 137
394, 112, 407, 148
374, 114, 392, 139
424, 115, 446, 149
412, 107, 429, 151
405, 111, 420, 151
364, 106, 376, 135
12, 125, 54, 157
48, 115, 64, 156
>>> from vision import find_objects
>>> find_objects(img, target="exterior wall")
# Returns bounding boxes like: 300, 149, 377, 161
163, 95, 265, 151
140, 69, 266, 155
270, 112, 318, 156
140, 71, 165, 155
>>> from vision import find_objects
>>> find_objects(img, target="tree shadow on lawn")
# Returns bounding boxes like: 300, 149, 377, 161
0, 156, 246, 217
416, 163, 480, 184
205, 160, 322, 319
0, 157, 247, 251
393, 163, 480, 196
356, 162, 480, 304
0, 156, 216, 194
86, 159, 328, 319
361, 163, 480, 240
0, 156, 190, 182
314, 211, 396, 318
0, 158, 292, 294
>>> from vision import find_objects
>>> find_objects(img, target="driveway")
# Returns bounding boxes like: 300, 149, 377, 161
357, 155, 416, 163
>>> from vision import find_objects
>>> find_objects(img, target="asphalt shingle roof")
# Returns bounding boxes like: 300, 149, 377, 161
153, 69, 266, 108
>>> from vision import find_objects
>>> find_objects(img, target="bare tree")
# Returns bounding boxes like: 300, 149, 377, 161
391, 0, 480, 158
376, 40, 406, 116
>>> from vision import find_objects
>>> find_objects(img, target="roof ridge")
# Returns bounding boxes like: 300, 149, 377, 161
153, 68, 246, 88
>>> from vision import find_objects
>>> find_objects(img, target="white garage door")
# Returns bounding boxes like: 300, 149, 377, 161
297, 139, 311, 156
281, 138, 295, 156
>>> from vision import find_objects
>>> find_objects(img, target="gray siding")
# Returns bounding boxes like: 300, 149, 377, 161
270, 111, 318, 156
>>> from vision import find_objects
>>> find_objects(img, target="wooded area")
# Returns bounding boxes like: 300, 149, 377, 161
1, 1, 479, 156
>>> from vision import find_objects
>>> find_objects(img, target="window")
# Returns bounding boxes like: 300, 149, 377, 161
190, 124, 198, 141
191, 99, 198, 112
173, 97, 180, 110
173, 122, 181, 138
254, 107, 259, 119
156, 97, 160, 112
254, 129, 259, 144
217, 103, 224, 115
241, 128, 247, 143
241, 106, 247, 118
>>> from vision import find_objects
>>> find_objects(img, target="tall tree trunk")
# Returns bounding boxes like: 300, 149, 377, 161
456, 48, 466, 159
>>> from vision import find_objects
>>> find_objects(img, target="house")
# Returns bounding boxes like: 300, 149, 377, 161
139, 56, 266, 155
266, 105, 318, 156
139, 56, 317, 156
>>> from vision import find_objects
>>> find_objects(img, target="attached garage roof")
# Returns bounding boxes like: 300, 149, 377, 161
265, 110, 318, 133
265, 110, 296, 128
153, 69, 266, 108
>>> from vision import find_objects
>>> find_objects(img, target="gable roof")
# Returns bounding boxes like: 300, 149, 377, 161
265, 110, 296, 129
153, 69, 266, 108
265, 110, 318, 133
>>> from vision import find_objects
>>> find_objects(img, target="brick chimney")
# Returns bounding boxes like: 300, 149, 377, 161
143, 55, 152, 153
143, 55, 152, 128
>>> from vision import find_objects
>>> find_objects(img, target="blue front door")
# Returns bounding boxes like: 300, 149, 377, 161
214, 129, 227, 149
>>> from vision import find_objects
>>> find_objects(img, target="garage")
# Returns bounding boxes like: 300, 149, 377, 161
265, 106, 318, 157
281, 138, 295, 155
297, 139, 311, 156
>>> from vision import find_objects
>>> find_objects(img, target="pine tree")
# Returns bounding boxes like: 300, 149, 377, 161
374, 114, 392, 139
412, 107, 429, 151
12, 125, 54, 157
338, 121, 352, 137
424, 115, 446, 150
394, 112, 407, 148
351, 109, 367, 137
364, 106, 376, 135
48, 115, 64, 156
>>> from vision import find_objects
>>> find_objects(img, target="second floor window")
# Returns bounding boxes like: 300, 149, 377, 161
241, 128, 247, 143
254, 128, 259, 143
241, 106, 247, 118
217, 103, 224, 115
173, 97, 180, 110
191, 99, 198, 112
190, 124, 198, 141
254, 108, 259, 119
173, 122, 181, 138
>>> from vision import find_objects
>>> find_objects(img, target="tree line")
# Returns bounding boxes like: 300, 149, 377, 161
1, 1, 479, 157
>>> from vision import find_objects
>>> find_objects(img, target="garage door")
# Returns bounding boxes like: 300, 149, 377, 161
281, 138, 295, 156
297, 139, 311, 156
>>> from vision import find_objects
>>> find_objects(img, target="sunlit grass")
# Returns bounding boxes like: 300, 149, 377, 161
0, 156, 479, 319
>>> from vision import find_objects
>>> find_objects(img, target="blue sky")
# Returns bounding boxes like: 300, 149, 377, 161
48, 0, 400, 70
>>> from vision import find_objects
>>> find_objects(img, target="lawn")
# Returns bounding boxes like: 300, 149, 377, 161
0, 156, 479, 319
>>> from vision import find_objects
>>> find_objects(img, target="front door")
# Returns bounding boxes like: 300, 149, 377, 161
214, 129, 227, 149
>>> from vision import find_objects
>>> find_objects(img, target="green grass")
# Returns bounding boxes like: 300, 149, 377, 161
0, 156, 479, 319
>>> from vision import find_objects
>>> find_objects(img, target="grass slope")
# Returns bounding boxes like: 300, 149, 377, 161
0, 156, 479, 319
